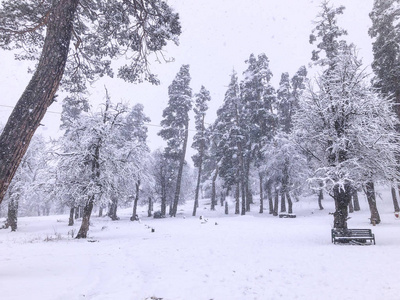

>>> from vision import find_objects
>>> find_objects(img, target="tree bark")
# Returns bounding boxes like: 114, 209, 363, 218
68, 207, 74, 226
333, 184, 352, 229
192, 156, 203, 216
131, 180, 140, 221
211, 167, 218, 211
161, 179, 167, 216
75, 196, 94, 239
273, 187, 279, 216
7, 198, 18, 232
267, 181, 273, 214
391, 186, 400, 213
353, 188, 360, 211
348, 196, 354, 213
318, 189, 324, 210
365, 182, 381, 225
108, 196, 119, 221
171, 120, 189, 217
235, 181, 240, 215
259, 173, 263, 214
148, 197, 153, 217
286, 192, 293, 214
280, 188, 286, 213
0, 0, 79, 205
225, 201, 229, 214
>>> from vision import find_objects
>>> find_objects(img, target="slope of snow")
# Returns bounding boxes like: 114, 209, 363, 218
1, 190, 400, 300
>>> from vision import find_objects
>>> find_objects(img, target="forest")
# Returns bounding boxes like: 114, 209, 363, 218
1, 0, 400, 238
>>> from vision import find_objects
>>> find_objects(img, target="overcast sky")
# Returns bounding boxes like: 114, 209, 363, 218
0, 0, 374, 155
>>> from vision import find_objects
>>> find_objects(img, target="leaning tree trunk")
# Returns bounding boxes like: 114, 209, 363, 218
0, 0, 79, 205
365, 182, 381, 225
75, 196, 95, 239
171, 120, 190, 217
333, 184, 352, 229
391, 186, 400, 213
76, 141, 100, 239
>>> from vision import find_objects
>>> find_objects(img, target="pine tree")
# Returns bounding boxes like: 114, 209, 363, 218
240, 53, 276, 212
309, 0, 348, 68
369, 0, 400, 213
0, 0, 181, 205
214, 71, 245, 214
192, 86, 211, 216
158, 65, 192, 217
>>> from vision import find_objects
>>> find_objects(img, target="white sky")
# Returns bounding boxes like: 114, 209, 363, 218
0, 0, 374, 155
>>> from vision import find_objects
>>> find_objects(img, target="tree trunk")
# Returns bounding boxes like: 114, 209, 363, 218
68, 207, 74, 226
192, 156, 203, 216
148, 197, 153, 217
273, 187, 279, 216
235, 181, 240, 215
241, 177, 246, 216
131, 180, 140, 221
98, 206, 104, 217
225, 201, 229, 214
75, 196, 94, 239
365, 182, 381, 225
161, 181, 167, 216
286, 192, 293, 214
108, 196, 119, 220
267, 181, 273, 214
171, 120, 189, 217
318, 189, 324, 210
353, 188, 360, 211
193, 160, 203, 216
7, 198, 18, 232
0, 0, 79, 205
333, 184, 352, 229
348, 196, 354, 213
211, 167, 218, 211
259, 173, 263, 214
391, 186, 400, 213
280, 188, 286, 213
245, 155, 252, 211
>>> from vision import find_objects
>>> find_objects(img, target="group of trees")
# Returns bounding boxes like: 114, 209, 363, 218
2, 0, 400, 235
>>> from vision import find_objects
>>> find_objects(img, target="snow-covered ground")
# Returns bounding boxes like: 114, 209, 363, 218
1, 189, 400, 300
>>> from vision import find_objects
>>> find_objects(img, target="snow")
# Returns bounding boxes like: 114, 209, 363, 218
1, 190, 400, 300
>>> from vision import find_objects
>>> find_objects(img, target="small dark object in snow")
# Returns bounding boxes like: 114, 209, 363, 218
199, 215, 203, 220
130, 214, 139, 221
279, 213, 296, 218
151, 228, 155, 233
215, 222, 218, 225
87, 239, 99, 243
153, 211, 165, 219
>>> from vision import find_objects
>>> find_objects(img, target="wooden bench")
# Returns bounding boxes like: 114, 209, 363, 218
331, 228, 376, 245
